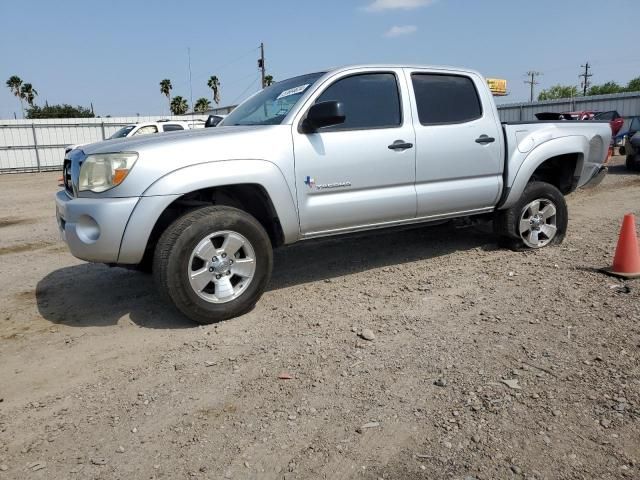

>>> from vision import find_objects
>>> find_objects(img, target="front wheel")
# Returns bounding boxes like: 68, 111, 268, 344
494, 181, 568, 250
153, 206, 273, 324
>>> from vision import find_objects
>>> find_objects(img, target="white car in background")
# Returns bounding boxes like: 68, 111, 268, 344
65, 120, 194, 155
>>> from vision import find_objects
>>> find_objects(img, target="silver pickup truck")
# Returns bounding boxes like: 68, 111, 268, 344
56, 64, 610, 323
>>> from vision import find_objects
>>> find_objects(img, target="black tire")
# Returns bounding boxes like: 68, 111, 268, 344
494, 181, 568, 251
153, 206, 273, 324
626, 155, 640, 172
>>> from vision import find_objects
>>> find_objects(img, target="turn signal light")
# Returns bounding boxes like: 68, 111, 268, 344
113, 168, 129, 186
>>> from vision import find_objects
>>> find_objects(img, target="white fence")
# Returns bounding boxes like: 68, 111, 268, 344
0, 115, 208, 173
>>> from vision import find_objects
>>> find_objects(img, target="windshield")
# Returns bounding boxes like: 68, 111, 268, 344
109, 125, 136, 139
223, 72, 325, 126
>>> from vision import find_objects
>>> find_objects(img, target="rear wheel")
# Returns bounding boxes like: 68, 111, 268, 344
626, 155, 640, 172
494, 181, 567, 250
153, 206, 273, 324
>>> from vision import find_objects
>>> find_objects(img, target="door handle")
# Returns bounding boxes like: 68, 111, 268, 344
388, 140, 414, 150
475, 135, 495, 144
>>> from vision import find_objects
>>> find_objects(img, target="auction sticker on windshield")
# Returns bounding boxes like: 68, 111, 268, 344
276, 84, 310, 100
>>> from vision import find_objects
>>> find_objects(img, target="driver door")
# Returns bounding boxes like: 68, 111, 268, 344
292, 69, 417, 236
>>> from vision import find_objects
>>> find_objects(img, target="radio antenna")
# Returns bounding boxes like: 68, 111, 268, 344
188, 47, 194, 124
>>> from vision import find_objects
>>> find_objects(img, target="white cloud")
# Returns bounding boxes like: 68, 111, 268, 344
365, 0, 435, 12
384, 25, 418, 37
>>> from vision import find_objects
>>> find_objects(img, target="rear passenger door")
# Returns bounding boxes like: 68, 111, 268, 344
406, 69, 503, 217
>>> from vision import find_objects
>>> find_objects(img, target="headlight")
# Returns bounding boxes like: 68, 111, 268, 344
78, 152, 138, 193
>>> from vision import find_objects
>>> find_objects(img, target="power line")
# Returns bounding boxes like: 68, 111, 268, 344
230, 74, 261, 105
191, 46, 261, 82
542, 56, 640, 74
216, 70, 261, 106
524, 71, 542, 102
212, 46, 261, 74
235, 70, 264, 82
579, 62, 592, 96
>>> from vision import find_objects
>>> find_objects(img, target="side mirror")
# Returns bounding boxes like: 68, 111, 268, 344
302, 101, 345, 132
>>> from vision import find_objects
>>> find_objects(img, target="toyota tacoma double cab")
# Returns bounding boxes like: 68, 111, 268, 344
56, 64, 610, 324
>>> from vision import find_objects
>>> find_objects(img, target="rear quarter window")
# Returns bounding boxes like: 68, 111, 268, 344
411, 73, 482, 125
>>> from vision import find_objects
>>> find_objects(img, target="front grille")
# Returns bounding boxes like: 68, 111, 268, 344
62, 159, 72, 195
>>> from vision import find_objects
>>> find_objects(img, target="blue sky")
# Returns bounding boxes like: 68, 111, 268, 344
1, 0, 638, 118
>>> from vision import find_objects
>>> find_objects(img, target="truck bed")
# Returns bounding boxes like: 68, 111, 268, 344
502, 120, 612, 192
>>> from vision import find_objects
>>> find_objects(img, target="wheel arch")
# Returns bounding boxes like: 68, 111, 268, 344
117, 160, 300, 265
501, 136, 588, 209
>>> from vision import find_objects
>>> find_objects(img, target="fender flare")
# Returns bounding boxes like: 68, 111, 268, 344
501, 136, 587, 209
117, 159, 300, 264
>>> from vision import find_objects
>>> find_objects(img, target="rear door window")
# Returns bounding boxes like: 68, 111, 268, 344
411, 73, 482, 125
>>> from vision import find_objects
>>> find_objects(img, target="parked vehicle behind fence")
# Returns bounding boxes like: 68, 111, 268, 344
64, 120, 194, 155
619, 117, 640, 171
535, 110, 623, 136
593, 111, 624, 136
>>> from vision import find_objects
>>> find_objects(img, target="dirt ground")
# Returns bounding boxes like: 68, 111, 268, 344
0, 157, 639, 480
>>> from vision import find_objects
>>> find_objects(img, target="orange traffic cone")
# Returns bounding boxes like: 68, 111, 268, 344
606, 213, 640, 279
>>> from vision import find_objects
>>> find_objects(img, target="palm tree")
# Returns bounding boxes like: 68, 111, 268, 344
264, 75, 275, 86
20, 83, 38, 107
159, 79, 172, 113
207, 76, 221, 105
170, 96, 188, 115
6, 75, 24, 116
194, 97, 211, 113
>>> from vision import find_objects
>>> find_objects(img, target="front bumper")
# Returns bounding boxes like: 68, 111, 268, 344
55, 190, 139, 263
582, 165, 608, 189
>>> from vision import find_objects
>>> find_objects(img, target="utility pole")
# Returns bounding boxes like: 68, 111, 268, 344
524, 71, 541, 102
579, 62, 592, 96
258, 42, 266, 88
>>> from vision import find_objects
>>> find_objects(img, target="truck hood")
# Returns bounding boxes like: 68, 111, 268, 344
77, 125, 295, 198
82, 125, 268, 155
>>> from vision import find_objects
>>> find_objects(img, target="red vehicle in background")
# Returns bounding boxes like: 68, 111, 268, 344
593, 111, 624, 136
535, 110, 624, 136
562, 111, 595, 120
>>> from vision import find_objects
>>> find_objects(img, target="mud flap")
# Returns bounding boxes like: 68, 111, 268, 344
582, 166, 607, 189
